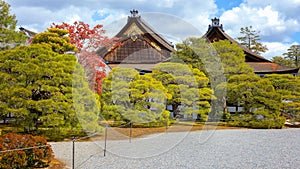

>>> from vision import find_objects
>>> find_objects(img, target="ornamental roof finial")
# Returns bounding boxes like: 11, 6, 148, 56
130, 9, 139, 17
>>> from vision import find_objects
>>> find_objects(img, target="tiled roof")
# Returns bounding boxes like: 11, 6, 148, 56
99, 10, 174, 63
246, 62, 299, 74
116, 16, 174, 52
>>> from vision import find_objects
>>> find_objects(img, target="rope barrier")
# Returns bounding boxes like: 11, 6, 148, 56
75, 153, 101, 169
114, 121, 131, 128
0, 120, 170, 168
75, 131, 102, 141
0, 144, 50, 153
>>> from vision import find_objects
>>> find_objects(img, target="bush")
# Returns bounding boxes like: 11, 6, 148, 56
249, 117, 286, 129
227, 113, 286, 129
0, 133, 53, 169
39, 127, 87, 142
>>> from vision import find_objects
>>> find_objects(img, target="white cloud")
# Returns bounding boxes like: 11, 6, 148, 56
8, 0, 217, 33
244, 0, 300, 19
263, 42, 299, 59
220, 4, 299, 42
5, 0, 300, 58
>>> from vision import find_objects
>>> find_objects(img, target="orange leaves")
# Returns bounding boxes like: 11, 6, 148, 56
0, 133, 53, 168
50, 21, 113, 94
51, 21, 110, 52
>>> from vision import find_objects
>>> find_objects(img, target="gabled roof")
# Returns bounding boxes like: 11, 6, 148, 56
99, 10, 174, 64
115, 12, 174, 52
203, 17, 299, 74
203, 18, 270, 62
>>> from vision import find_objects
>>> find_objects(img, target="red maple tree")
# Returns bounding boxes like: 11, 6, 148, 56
51, 21, 114, 94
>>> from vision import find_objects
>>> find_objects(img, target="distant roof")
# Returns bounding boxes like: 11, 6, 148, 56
203, 17, 299, 74
203, 17, 270, 62
19, 27, 37, 37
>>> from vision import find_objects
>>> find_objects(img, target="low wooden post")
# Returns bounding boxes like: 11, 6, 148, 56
165, 120, 168, 133
104, 124, 108, 157
129, 121, 132, 143
72, 137, 75, 169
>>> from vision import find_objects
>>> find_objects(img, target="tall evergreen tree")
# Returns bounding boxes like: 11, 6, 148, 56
32, 28, 76, 54
265, 74, 300, 121
283, 45, 300, 67
0, 0, 26, 50
0, 44, 75, 131
151, 62, 214, 120
101, 67, 170, 126
0, 28, 102, 136
237, 26, 268, 55
213, 40, 254, 78
227, 74, 285, 128
173, 37, 226, 119
173, 37, 221, 75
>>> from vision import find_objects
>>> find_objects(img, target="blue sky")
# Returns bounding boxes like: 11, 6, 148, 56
215, 0, 243, 11
6, 0, 300, 60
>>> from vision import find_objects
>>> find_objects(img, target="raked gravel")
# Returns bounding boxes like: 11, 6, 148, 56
50, 128, 300, 169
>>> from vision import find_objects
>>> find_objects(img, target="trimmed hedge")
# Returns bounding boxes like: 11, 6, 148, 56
227, 114, 286, 129
0, 133, 53, 169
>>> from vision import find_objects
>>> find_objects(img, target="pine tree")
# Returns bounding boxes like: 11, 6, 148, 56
151, 62, 214, 120
265, 74, 300, 122
0, 0, 26, 50
0, 44, 77, 131
237, 26, 268, 55
283, 45, 300, 67
101, 67, 170, 126
227, 74, 285, 128
31, 28, 76, 54
0, 29, 102, 136
213, 40, 254, 78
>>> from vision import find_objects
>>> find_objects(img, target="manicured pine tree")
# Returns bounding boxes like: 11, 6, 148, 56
101, 67, 170, 126
0, 28, 101, 136
227, 74, 285, 128
265, 74, 300, 122
151, 62, 214, 121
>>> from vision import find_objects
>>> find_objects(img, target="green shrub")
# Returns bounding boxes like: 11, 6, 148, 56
249, 117, 286, 129
39, 127, 87, 142
227, 113, 286, 129
0, 133, 53, 169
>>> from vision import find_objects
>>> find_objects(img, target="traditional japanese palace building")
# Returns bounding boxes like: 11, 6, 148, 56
98, 9, 174, 74
19, 10, 298, 76
204, 17, 299, 76
101, 10, 299, 76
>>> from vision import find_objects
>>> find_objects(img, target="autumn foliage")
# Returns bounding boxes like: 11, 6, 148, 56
51, 21, 114, 94
0, 133, 53, 168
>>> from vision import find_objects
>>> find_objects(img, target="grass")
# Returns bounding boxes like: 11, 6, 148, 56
76, 121, 245, 141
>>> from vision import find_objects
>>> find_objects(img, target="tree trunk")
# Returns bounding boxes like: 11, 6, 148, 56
172, 104, 179, 118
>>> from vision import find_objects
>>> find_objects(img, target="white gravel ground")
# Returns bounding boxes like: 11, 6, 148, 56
50, 128, 300, 169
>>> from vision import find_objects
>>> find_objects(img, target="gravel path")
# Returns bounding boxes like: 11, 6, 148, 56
50, 128, 300, 169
